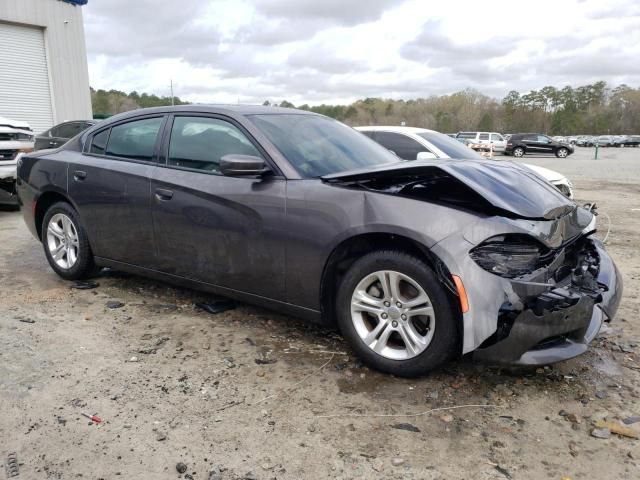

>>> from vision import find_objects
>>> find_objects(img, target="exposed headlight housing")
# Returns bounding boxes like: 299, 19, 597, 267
470, 235, 550, 278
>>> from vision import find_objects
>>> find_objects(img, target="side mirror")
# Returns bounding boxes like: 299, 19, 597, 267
416, 151, 437, 160
220, 154, 270, 177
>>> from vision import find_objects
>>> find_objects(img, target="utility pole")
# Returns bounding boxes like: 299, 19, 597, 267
170, 79, 174, 106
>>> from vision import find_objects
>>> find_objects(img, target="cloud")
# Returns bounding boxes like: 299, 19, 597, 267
84, 0, 221, 64
254, 0, 403, 25
400, 21, 515, 67
83, 0, 640, 105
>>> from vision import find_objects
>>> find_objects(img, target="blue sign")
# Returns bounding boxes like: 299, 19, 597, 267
60, 0, 88, 5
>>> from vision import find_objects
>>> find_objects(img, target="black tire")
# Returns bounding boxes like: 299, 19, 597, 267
513, 146, 525, 158
42, 201, 97, 280
555, 147, 569, 158
336, 250, 460, 377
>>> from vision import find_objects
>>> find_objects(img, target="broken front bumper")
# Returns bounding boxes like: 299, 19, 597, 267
473, 239, 622, 365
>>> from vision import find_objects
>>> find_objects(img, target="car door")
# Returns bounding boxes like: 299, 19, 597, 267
535, 135, 555, 154
150, 114, 286, 300
521, 134, 541, 153
67, 115, 165, 266
490, 133, 505, 151
372, 131, 429, 160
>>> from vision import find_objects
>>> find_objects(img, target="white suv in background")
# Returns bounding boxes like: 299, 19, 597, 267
456, 131, 507, 152
0, 116, 35, 203
356, 126, 574, 199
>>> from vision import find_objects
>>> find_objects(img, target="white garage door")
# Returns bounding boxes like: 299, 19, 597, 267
0, 22, 54, 134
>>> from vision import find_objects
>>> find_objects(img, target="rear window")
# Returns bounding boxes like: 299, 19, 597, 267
105, 117, 163, 161
456, 132, 476, 139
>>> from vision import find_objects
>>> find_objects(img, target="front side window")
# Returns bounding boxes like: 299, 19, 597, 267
104, 117, 163, 161
90, 129, 110, 155
537, 135, 550, 143
374, 132, 426, 160
168, 116, 263, 173
490, 133, 504, 141
248, 114, 397, 177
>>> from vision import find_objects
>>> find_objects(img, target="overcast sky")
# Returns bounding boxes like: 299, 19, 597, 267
84, 0, 640, 105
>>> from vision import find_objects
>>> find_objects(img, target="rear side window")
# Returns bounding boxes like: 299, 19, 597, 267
56, 122, 86, 139
456, 132, 476, 139
90, 129, 109, 154
105, 117, 163, 161
374, 132, 425, 160
167, 116, 262, 173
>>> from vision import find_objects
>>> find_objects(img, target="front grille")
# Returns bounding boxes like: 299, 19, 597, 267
0, 150, 17, 161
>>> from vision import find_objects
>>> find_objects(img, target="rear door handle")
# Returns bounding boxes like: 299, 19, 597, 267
155, 188, 174, 201
73, 170, 87, 181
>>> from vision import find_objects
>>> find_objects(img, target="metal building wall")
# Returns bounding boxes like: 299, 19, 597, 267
0, 0, 92, 131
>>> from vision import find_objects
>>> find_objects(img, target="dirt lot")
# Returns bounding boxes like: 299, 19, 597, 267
1, 147, 639, 479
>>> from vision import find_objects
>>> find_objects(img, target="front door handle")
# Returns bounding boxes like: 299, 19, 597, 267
155, 188, 174, 201
73, 170, 87, 181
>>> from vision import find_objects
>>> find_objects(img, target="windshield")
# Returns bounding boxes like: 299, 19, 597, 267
248, 114, 398, 177
417, 131, 484, 159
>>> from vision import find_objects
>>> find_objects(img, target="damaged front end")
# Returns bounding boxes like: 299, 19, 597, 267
471, 235, 622, 365
323, 159, 622, 365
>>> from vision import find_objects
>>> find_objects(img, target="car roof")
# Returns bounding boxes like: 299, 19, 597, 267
355, 126, 438, 134
112, 104, 314, 119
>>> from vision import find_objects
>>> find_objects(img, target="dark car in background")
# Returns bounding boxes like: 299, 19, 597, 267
16, 106, 621, 376
35, 120, 97, 151
505, 133, 574, 158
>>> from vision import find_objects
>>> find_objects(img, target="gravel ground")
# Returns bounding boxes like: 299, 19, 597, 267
1, 147, 639, 479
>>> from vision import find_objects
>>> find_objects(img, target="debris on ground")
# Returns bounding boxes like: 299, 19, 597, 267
176, 462, 188, 474
594, 420, 640, 438
255, 357, 277, 365
591, 427, 612, 439
391, 458, 405, 466
81, 413, 102, 424
391, 423, 420, 432
106, 300, 125, 309
70, 280, 99, 290
5, 452, 19, 478
623, 416, 640, 425
196, 298, 236, 315
18, 317, 36, 323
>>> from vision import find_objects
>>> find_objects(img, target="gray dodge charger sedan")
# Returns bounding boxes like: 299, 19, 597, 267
16, 105, 622, 376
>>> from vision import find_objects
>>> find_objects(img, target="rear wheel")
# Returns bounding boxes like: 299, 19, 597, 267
513, 146, 525, 157
42, 202, 97, 280
336, 251, 459, 377
556, 147, 569, 158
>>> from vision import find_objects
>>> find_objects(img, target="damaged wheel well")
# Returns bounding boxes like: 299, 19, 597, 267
35, 191, 71, 240
320, 233, 463, 346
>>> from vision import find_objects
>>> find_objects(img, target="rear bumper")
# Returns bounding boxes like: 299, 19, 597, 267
473, 239, 622, 365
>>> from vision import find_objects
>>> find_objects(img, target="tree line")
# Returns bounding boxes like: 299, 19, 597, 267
92, 81, 640, 135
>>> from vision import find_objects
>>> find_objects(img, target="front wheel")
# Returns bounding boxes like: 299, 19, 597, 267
556, 147, 569, 158
336, 251, 459, 377
42, 201, 97, 280
513, 146, 525, 157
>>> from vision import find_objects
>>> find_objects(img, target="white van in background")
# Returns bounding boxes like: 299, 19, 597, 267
456, 131, 506, 152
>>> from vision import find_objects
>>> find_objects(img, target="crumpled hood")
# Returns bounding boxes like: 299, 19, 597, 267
322, 159, 576, 220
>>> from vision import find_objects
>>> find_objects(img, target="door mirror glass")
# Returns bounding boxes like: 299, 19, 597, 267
416, 151, 437, 160
220, 154, 270, 177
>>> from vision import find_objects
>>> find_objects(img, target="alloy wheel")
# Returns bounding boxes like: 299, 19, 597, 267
46, 213, 80, 269
513, 147, 524, 157
350, 270, 436, 360
557, 148, 568, 158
